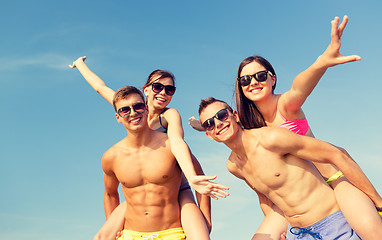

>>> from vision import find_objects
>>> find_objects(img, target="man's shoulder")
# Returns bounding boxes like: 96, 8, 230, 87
244, 127, 271, 141
102, 139, 128, 161
102, 144, 119, 163
227, 159, 243, 179
246, 127, 289, 149
249, 126, 288, 137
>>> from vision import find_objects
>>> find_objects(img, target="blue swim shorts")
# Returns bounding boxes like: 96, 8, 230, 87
286, 210, 360, 239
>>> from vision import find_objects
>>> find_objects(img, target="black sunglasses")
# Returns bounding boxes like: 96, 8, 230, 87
202, 108, 230, 131
151, 82, 176, 96
237, 70, 272, 87
117, 102, 146, 118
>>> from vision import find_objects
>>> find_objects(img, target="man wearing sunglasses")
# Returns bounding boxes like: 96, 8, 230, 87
198, 97, 382, 239
99, 86, 209, 240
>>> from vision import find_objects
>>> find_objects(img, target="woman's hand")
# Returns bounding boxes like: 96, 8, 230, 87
188, 116, 205, 132
317, 16, 361, 68
69, 56, 87, 69
189, 175, 229, 200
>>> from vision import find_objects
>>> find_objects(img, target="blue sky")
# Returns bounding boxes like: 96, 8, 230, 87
1, 1, 381, 239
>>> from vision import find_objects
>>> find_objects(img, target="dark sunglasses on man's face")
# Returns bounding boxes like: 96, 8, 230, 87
151, 82, 176, 96
117, 102, 146, 118
202, 108, 230, 131
237, 70, 272, 87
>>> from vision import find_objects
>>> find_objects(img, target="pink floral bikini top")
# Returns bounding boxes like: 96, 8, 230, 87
276, 108, 310, 136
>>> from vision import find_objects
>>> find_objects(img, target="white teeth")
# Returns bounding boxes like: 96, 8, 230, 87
250, 88, 262, 94
130, 117, 141, 124
218, 125, 229, 135
156, 96, 166, 102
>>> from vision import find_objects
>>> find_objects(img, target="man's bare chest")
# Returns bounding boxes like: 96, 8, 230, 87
113, 148, 180, 188
241, 151, 290, 194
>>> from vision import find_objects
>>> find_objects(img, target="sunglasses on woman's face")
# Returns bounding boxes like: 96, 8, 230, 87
237, 70, 272, 87
202, 108, 230, 131
117, 102, 146, 118
151, 82, 176, 96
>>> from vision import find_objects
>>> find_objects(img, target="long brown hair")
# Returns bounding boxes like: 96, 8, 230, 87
235, 56, 276, 129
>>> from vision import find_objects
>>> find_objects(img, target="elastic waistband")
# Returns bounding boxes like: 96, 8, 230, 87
293, 210, 343, 230
121, 227, 184, 237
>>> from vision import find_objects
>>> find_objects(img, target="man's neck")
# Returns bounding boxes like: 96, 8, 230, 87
224, 128, 247, 159
125, 126, 154, 148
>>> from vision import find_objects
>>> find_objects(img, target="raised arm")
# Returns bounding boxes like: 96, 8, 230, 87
165, 108, 229, 199
69, 56, 115, 105
266, 127, 382, 209
279, 15, 361, 115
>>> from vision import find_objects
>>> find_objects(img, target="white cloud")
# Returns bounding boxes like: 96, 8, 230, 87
0, 53, 72, 72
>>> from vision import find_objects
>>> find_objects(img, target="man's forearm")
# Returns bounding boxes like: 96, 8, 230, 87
103, 193, 120, 219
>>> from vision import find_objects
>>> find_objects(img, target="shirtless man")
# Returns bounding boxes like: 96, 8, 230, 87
198, 97, 382, 240
100, 87, 227, 240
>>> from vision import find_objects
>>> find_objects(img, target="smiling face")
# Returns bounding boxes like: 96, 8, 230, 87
199, 101, 241, 143
239, 61, 276, 103
144, 77, 175, 110
115, 93, 148, 132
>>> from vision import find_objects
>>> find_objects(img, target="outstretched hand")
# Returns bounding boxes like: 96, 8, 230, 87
189, 175, 229, 200
319, 15, 361, 67
188, 116, 205, 132
69, 56, 87, 69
